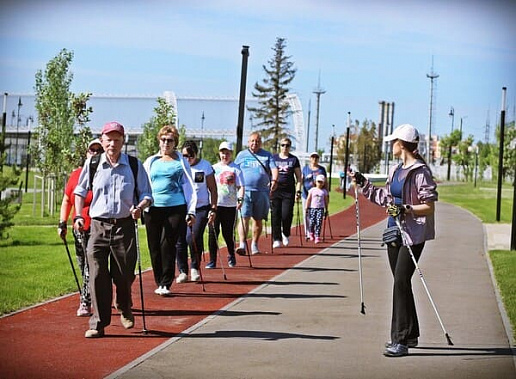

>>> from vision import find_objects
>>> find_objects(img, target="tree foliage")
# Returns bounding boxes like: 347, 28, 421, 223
337, 119, 381, 173
31, 48, 93, 193
136, 97, 176, 160
248, 37, 297, 153
0, 137, 21, 238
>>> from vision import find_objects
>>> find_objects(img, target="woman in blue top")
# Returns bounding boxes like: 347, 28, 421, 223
143, 126, 197, 296
301, 151, 327, 240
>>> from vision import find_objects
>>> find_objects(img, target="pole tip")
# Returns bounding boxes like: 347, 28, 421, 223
445, 333, 454, 346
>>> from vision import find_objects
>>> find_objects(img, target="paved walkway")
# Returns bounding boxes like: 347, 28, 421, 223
112, 202, 515, 379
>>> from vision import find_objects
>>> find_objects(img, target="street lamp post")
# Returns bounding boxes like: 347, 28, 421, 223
200, 111, 205, 158
447, 107, 454, 181
15, 97, 22, 165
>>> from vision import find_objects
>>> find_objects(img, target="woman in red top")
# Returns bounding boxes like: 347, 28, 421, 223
58, 139, 103, 317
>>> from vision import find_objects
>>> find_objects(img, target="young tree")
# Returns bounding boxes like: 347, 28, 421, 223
31, 49, 92, 195
343, 119, 380, 173
248, 37, 297, 152
0, 138, 21, 239
453, 134, 476, 181
136, 97, 176, 160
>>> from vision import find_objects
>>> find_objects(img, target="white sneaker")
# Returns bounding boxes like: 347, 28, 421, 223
251, 242, 260, 255
154, 286, 163, 295
160, 287, 171, 296
176, 272, 188, 283
282, 234, 289, 246
191, 268, 201, 282
273, 240, 281, 248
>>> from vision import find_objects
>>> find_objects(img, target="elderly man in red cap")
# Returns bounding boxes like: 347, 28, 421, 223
74, 121, 153, 338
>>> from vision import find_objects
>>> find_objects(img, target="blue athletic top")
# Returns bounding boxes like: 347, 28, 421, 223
388, 165, 405, 227
149, 159, 187, 207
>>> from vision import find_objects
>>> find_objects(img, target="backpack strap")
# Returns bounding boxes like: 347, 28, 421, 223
89, 154, 139, 197
89, 154, 101, 190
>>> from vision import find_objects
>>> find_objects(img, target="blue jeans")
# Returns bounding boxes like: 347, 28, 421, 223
176, 206, 209, 272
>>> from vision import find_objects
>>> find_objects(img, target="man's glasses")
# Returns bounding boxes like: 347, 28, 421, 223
160, 138, 175, 144
183, 154, 194, 159
280, 144, 291, 147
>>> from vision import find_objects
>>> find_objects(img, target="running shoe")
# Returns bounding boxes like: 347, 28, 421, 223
191, 268, 201, 282
176, 272, 188, 283
228, 255, 236, 267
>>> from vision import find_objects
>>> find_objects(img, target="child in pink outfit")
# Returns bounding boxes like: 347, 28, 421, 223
305, 174, 329, 243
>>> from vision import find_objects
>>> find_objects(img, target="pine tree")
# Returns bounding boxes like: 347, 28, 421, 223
248, 37, 296, 152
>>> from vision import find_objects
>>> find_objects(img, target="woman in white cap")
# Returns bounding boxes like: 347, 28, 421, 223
207, 141, 244, 268
58, 138, 103, 317
301, 151, 327, 240
349, 123, 438, 357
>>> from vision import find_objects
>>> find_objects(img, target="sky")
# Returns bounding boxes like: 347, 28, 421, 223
1, 0, 515, 152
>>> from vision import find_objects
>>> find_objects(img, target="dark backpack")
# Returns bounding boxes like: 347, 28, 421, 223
89, 154, 139, 198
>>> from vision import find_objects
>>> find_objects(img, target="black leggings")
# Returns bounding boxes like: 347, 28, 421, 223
387, 242, 425, 345
208, 206, 237, 261
271, 192, 295, 241
145, 205, 187, 288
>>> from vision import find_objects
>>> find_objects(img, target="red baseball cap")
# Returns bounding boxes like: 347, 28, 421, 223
101, 121, 125, 136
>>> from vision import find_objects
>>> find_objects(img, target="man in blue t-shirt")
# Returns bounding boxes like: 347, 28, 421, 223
234, 132, 278, 255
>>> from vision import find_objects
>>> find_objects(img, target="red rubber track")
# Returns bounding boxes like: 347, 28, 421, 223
0, 199, 384, 378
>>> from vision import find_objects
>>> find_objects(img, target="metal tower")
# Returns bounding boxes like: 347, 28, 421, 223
484, 109, 490, 144
313, 72, 325, 152
426, 58, 439, 163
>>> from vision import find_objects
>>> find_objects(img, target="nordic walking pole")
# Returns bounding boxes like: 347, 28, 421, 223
209, 223, 227, 280
322, 212, 327, 242
354, 183, 366, 315
296, 199, 303, 246
327, 211, 333, 239
238, 209, 253, 268
134, 220, 148, 334
61, 236, 82, 294
394, 215, 453, 345
190, 225, 206, 292
269, 204, 274, 254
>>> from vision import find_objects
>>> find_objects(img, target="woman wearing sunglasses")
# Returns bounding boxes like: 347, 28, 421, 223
176, 140, 218, 283
143, 126, 197, 296
271, 138, 302, 248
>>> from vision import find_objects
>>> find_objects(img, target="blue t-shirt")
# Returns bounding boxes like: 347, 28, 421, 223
302, 165, 327, 198
388, 165, 406, 227
235, 148, 276, 192
149, 159, 187, 207
273, 153, 300, 194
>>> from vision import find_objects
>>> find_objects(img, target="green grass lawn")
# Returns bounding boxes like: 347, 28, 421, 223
439, 181, 515, 340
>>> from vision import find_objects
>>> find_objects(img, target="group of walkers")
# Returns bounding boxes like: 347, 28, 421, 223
58, 121, 438, 360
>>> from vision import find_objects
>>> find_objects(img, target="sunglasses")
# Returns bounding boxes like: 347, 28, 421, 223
89, 148, 103, 154
183, 154, 194, 159
280, 144, 291, 147
160, 138, 175, 144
